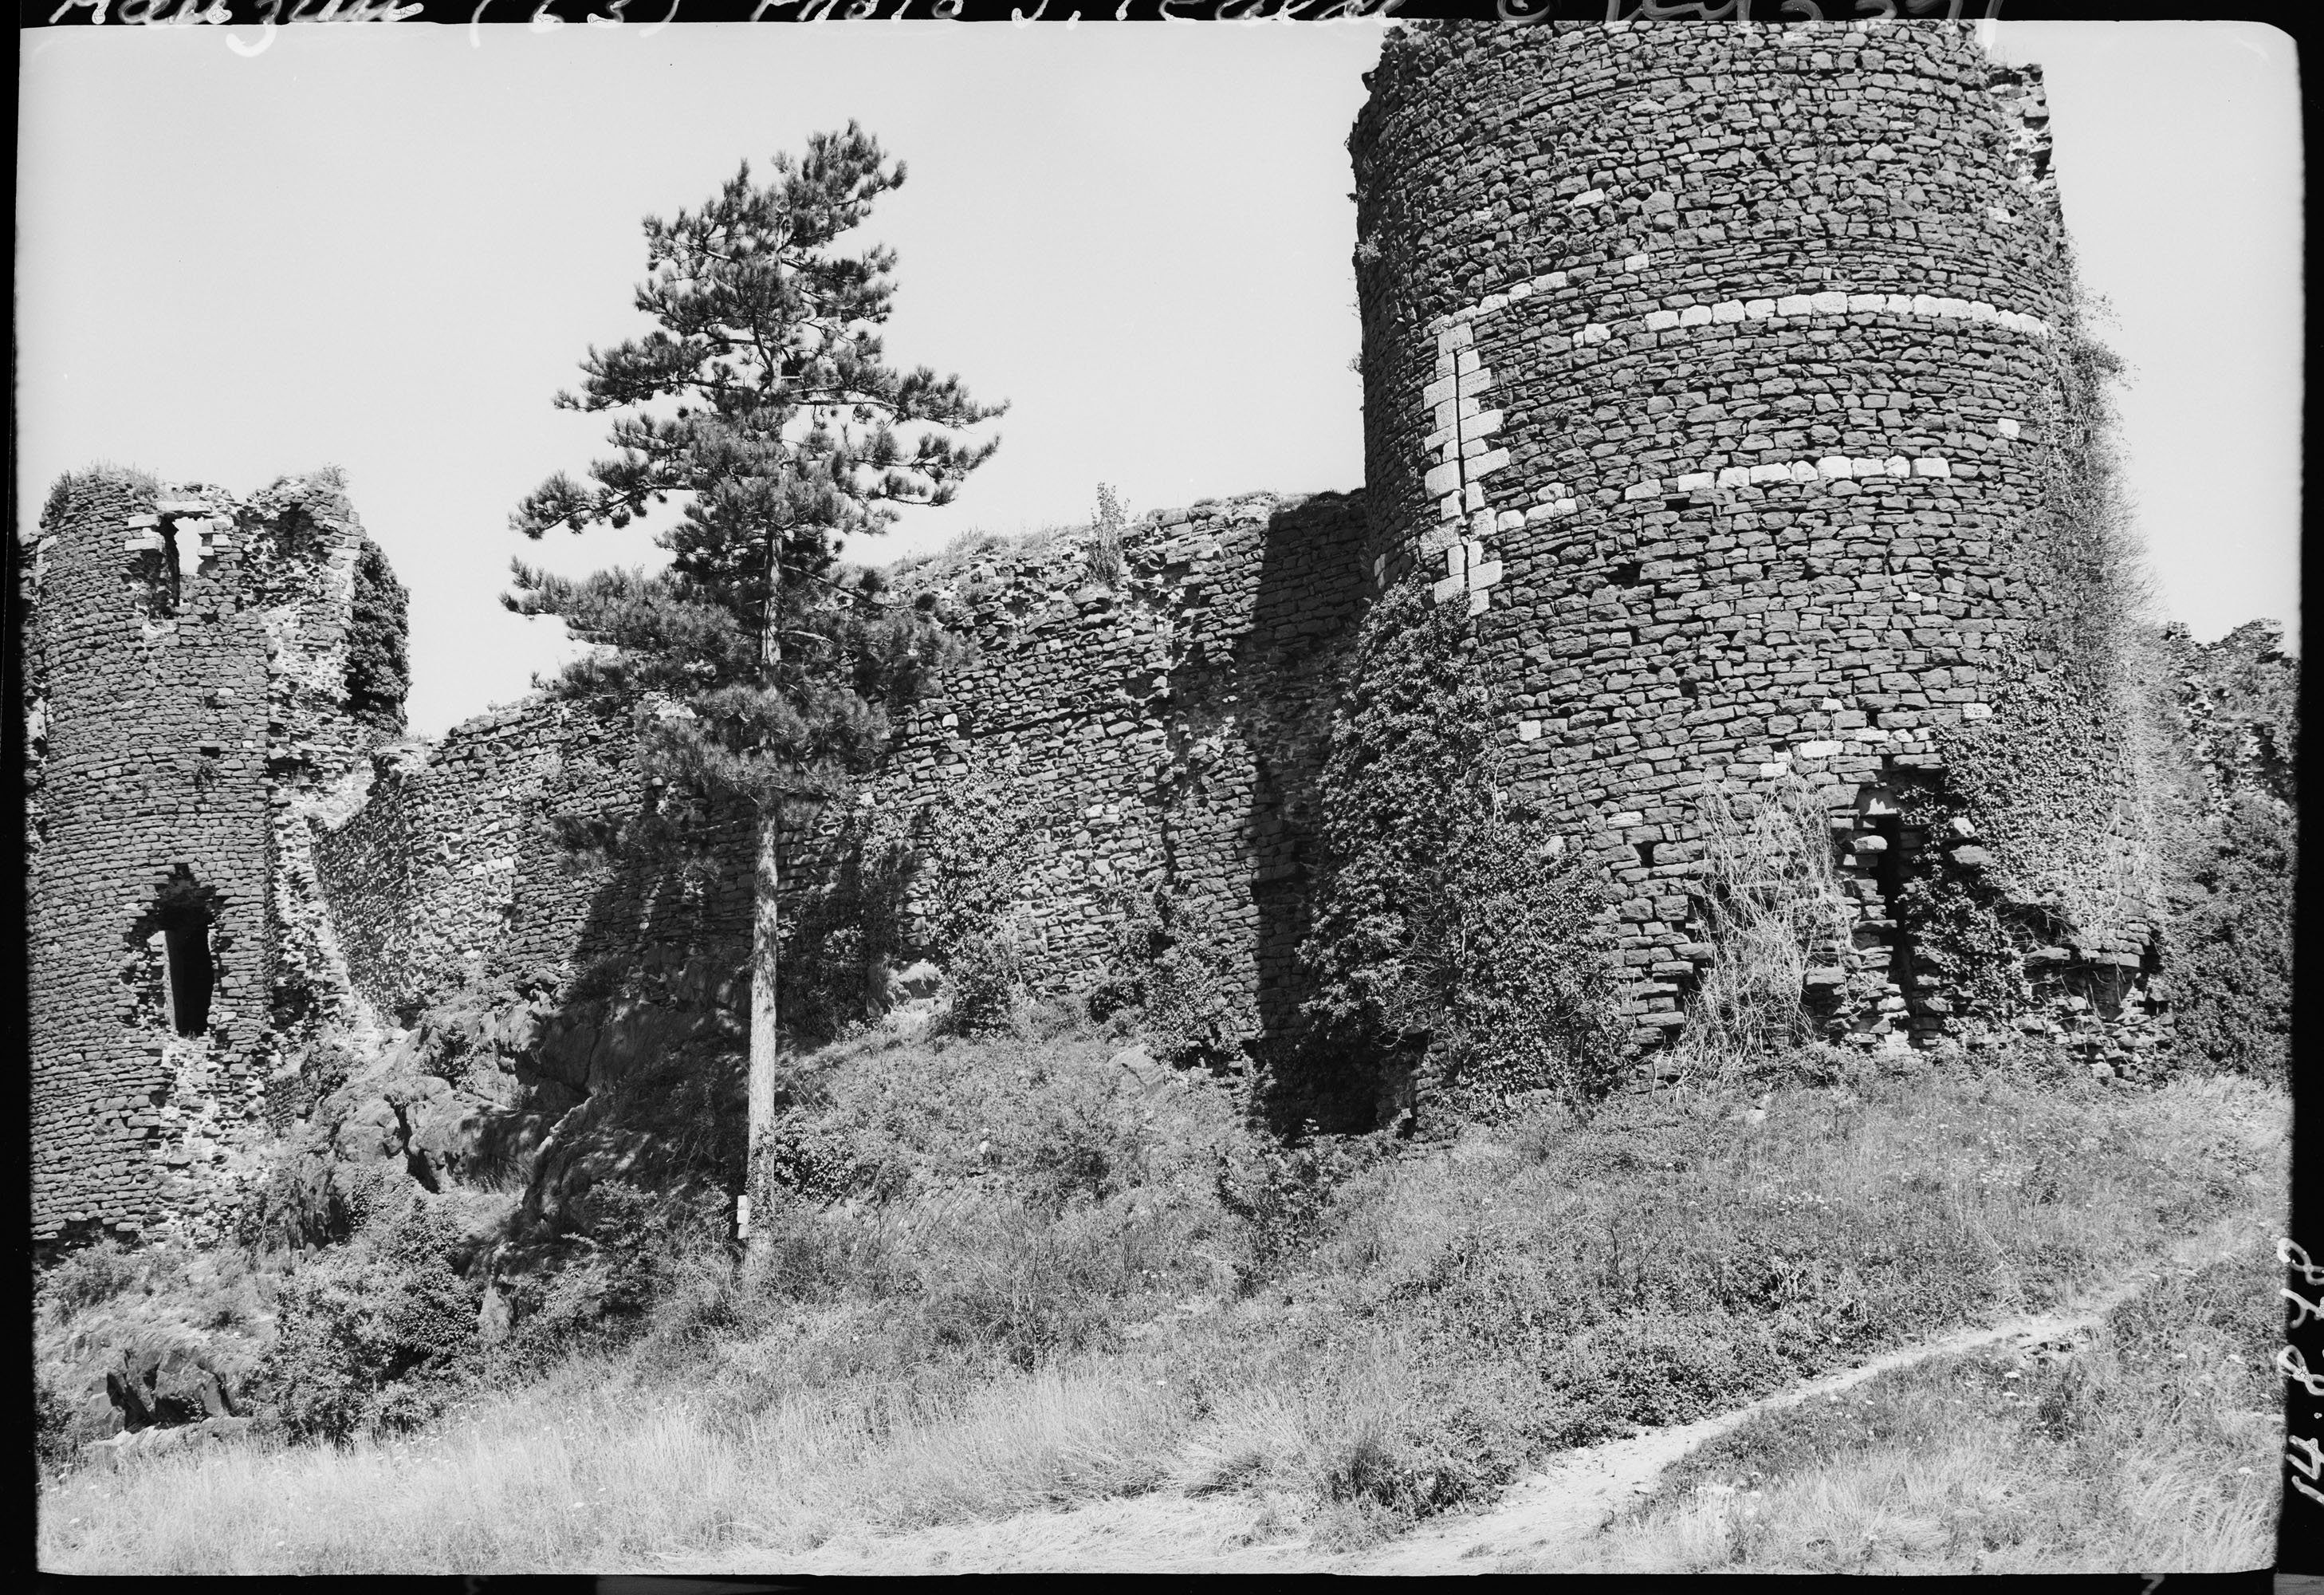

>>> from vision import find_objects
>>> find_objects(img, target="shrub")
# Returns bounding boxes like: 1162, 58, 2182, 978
1083, 482, 1128, 588
943, 913, 1035, 1035
1097, 884, 1253, 1071
35, 1240, 144, 1319
253, 1195, 485, 1443
2166, 793, 2295, 1082
1215, 1131, 1385, 1285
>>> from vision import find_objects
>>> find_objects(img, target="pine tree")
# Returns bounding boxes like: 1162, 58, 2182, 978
505, 124, 1004, 1255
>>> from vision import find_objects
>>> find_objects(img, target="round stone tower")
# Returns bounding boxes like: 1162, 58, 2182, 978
1350, 20, 2157, 1052
26, 468, 402, 1248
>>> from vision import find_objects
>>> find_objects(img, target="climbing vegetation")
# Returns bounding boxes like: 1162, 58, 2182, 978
1289, 581, 1627, 1131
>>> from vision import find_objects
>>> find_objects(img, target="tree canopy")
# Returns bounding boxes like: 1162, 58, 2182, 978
505, 122, 1004, 813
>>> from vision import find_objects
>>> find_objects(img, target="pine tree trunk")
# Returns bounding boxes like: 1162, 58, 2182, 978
745, 800, 780, 1261
745, 542, 783, 1261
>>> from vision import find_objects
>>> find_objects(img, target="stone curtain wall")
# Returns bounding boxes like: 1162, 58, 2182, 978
1350, 19, 2158, 1051
866, 493, 1367, 1025
305, 493, 1366, 1053
26, 471, 393, 1246
310, 699, 754, 1021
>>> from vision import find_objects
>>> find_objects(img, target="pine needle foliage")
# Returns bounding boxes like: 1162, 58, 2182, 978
504, 124, 1005, 825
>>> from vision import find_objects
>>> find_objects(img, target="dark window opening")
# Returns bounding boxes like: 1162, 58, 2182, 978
155, 522, 183, 616
147, 867, 218, 1037
1610, 561, 1643, 589
1638, 841, 1658, 870
1863, 813, 1905, 906
1677, 678, 1701, 701
163, 916, 214, 1035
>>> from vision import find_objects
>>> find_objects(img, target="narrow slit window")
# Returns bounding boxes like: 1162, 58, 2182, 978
156, 522, 183, 616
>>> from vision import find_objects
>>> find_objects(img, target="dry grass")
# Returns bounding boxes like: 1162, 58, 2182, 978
1549, 1235, 2283, 1573
35, 1034, 2287, 1576
1677, 778, 1855, 1077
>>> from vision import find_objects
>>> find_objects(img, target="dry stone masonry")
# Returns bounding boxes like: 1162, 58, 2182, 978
26, 471, 399, 1247
311, 491, 1365, 1047
1349, 18, 2161, 1052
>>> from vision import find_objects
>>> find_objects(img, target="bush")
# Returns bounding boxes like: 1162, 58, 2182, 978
1097, 884, 1254, 1071
943, 915, 1035, 1035
1215, 1131, 1385, 1285
1083, 483, 1128, 587
35, 1240, 144, 1319
253, 1195, 485, 1443
2167, 794, 2295, 1082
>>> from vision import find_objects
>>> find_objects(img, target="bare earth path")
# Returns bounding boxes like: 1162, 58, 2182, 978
663, 1213, 2264, 1576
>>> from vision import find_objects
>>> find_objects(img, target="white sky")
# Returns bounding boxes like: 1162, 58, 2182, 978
16, 19, 2300, 738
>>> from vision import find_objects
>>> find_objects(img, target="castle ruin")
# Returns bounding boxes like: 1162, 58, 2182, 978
23, 21, 2226, 1248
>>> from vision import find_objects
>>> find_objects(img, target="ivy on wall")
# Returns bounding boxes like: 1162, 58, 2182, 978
1277, 582, 1628, 1135
1925, 302, 2153, 949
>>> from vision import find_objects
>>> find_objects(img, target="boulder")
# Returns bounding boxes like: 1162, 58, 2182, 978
891, 961, 944, 1002
107, 1345, 234, 1430
1109, 1043, 1166, 1089
538, 998, 702, 1092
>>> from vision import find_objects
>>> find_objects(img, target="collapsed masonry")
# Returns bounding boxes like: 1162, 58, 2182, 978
23, 21, 2279, 1247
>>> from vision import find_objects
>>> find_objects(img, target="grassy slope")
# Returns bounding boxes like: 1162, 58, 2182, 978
34, 1024, 2287, 1574
1558, 1239, 2284, 1573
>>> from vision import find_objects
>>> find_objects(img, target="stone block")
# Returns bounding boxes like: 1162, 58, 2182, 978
1645, 309, 1681, 332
